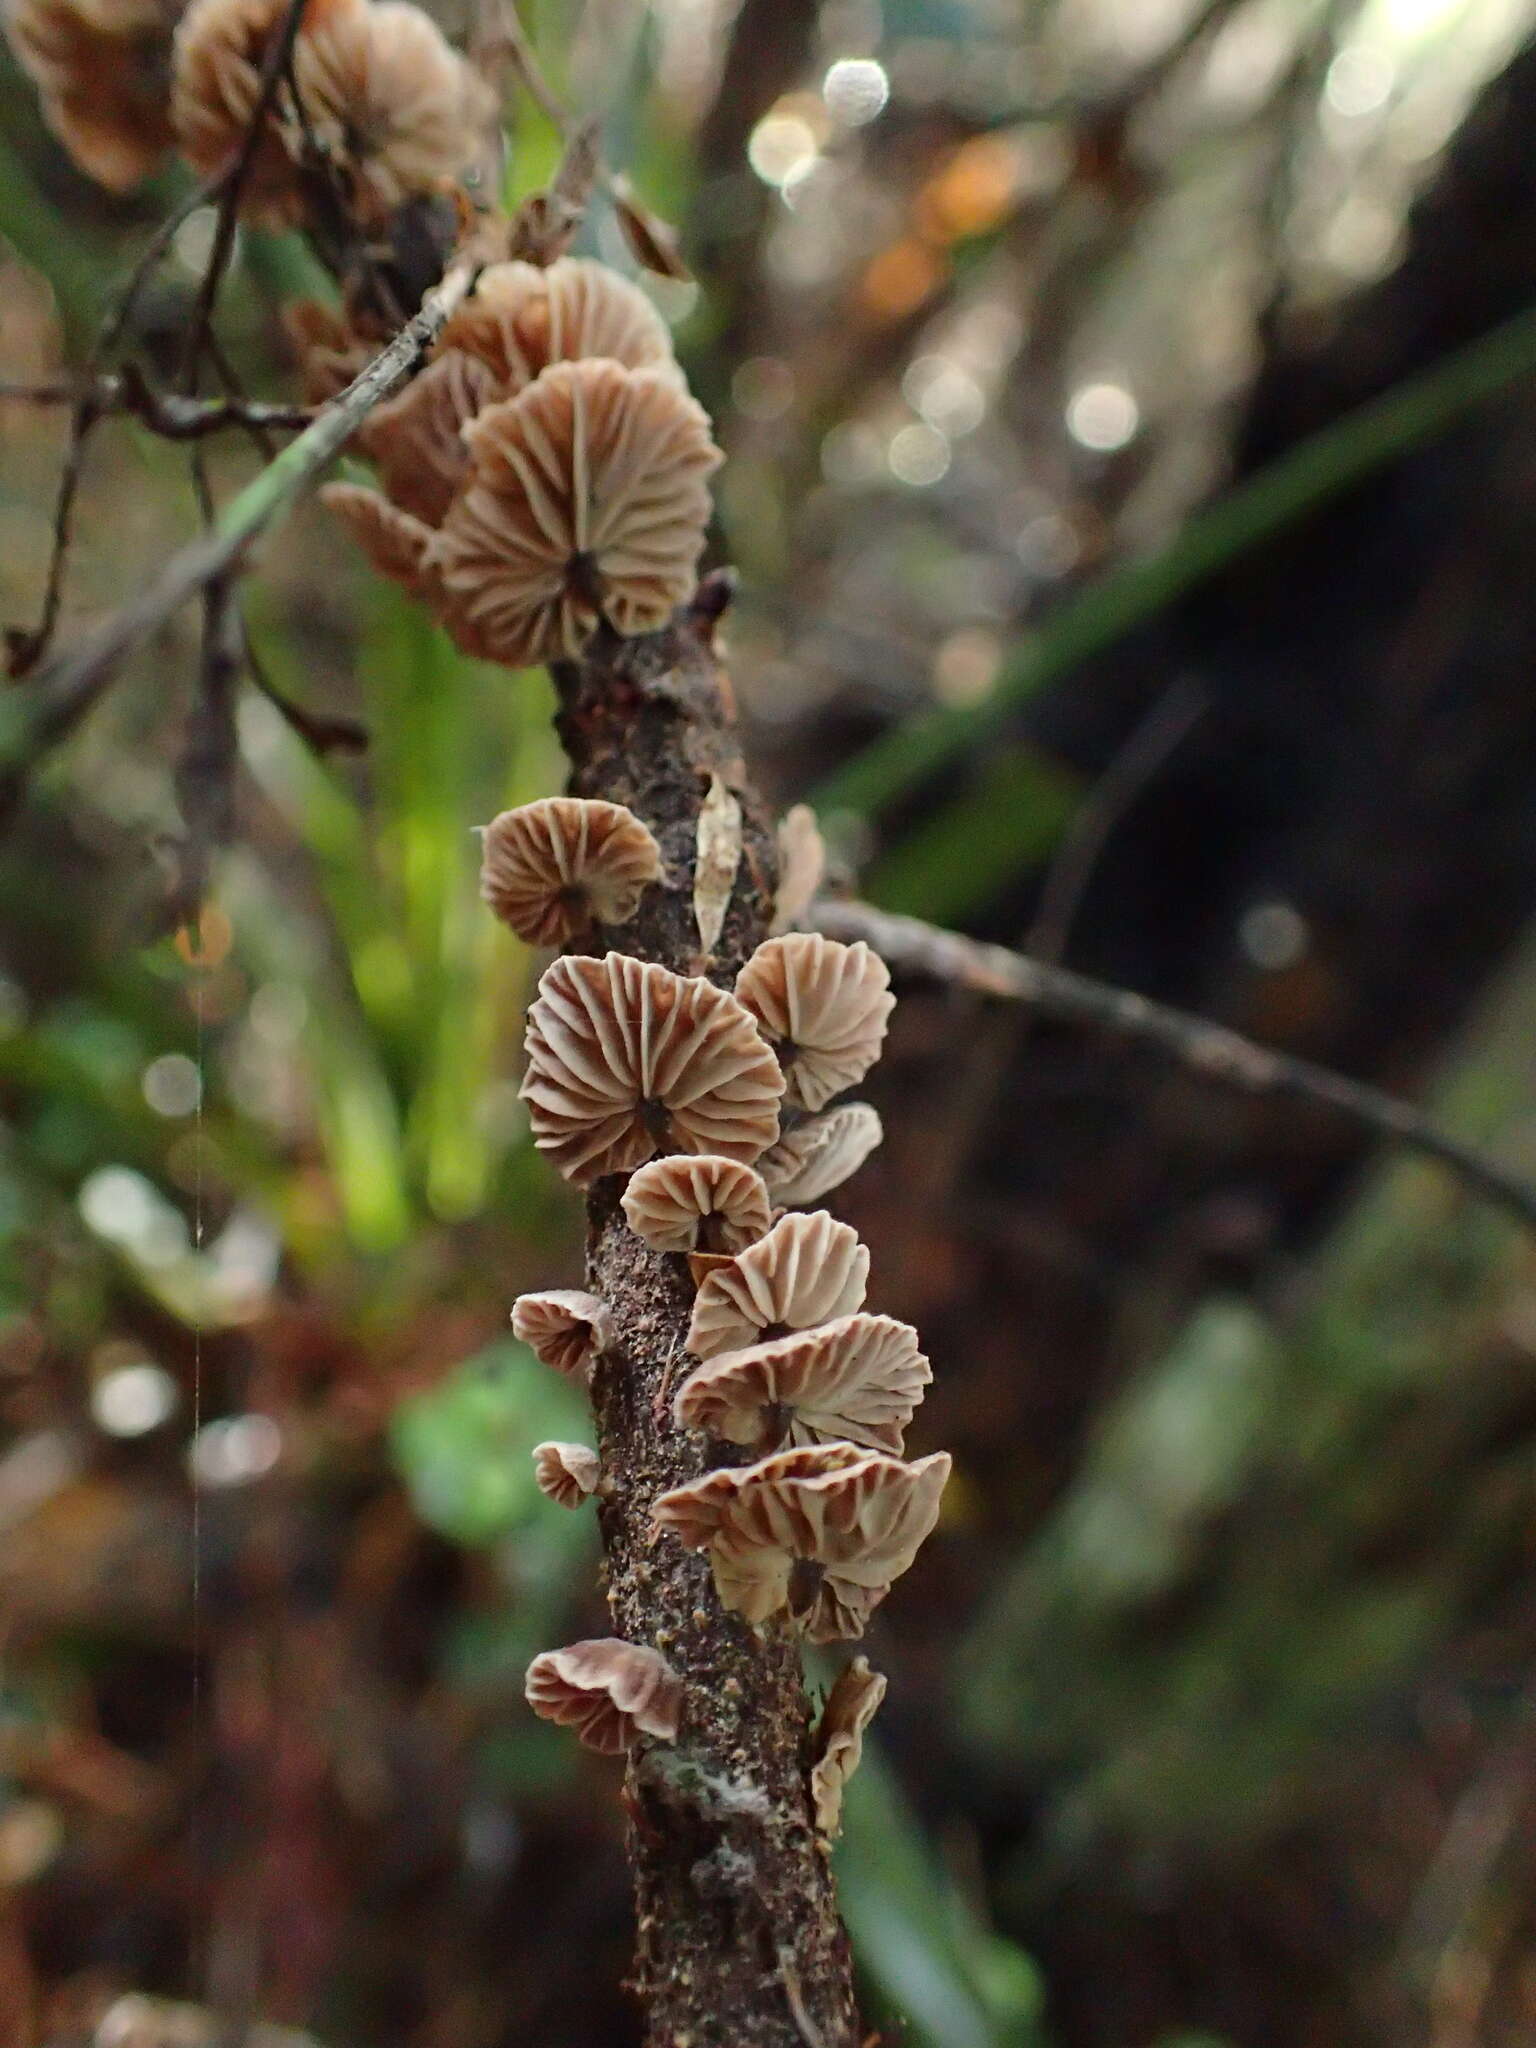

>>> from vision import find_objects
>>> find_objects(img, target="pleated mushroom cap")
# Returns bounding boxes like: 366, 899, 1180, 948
532, 1440, 601, 1509
621, 1155, 772, 1256
673, 1311, 929, 1453
320, 483, 441, 603
283, 298, 373, 403
5, 0, 179, 189
357, 349, 500, 525
511, 1288, 612, 1378
480, 798, 662, 947
524, 1639, 681, 1753
519, 953, 783, 1186
685, 1210, 868, 1360
810, 1656, 886, 1837
734, 933, 894, 1112
431, 359, 721, 669
652, 1444, 951, 1643
758, 1102, 883, 1207
439, 257, 681, 394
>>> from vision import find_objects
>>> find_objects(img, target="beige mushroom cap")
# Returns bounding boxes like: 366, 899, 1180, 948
686, 1210, 868, 1360
6, 0, 178, 190
431, 359, 722, 670
356, 349, 500, 526
519, 953, 784, 1186
734, 933, 894, 1112
480, 798, 662, 947
810, 1656, 886, 1838
320, 483, 442, 603
622, 1155, 772, 1256
439, 257, 681, 395
771, 805, 826, 935
758, 1103, 884, 1207
652, 1443, 951, 1642
511, 1288, 613, 1378
532, 1440, 601, 1508
524, 1639, 682, 1753
673, 1311, 930, 1454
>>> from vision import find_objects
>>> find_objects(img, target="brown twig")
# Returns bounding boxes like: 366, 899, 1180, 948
809, 897, 1536, 1234
0, 373, 314, 441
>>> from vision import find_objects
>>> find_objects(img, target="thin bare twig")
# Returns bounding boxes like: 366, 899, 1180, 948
0, 373, 314, 441
809, 898, 1536, 1234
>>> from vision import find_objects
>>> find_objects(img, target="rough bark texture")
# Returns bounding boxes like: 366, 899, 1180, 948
550, 612, 863, 2048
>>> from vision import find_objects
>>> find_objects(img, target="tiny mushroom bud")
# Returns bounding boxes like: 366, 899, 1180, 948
519, 953, 784, 1186
439, 256, 682, 392
652, 1444, 951, 1643
525, 1639, 682, 1753
511, 1288, 613, 1378
532, 1440, 601, 1508
735, 933, 895, 1112
771, 805, 826, 935
759, 1102, 884, 1207
673, 1311, 930, 1454
810, 1656, 886, 1839
480, 798, 662, 946
686, 1211, 868, 1360
622, 1155, 773, 1256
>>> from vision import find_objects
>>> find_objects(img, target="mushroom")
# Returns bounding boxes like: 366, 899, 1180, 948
771, 805, 825, 935
651, 1444, 951, 1642
686, 1211, 868, 1360
430, 359, 722, 669
284, 299, 375, 404
5, 0, 179, 191
622, 1155, 773, 1256
439, 257, 681, 394
532, 1440, 601, 1508
734, 933, 895, 1112
511, 1288, 613, 1378
519, 953, 784, 1186
480, 798, 663, 946
356, 349, 500, 525
673, 1311, 930, 1454
810, 1656, 886, 1838
524, 1639, 682, 1752
758, 1103, 884, 1207
319, 483, 442, 603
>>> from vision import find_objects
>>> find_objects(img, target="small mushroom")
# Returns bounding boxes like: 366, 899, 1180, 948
356, 349, 500, 525
652, 1443, 951, 1642
686, 1211, 868, 1360
320, 483, 442, 602
519, 953, 784, 1186
734, 933, 895, 1112
810, 1656, 886, 1838
532, 1440, 601, 1508
758, 1103, 883, 1207
622, 1156, 773, 1256
5, 0, 178, 191
480, 798, 662, 946
511, 1288, 613, 1378
439, 256, 681, 393
430, 359, 722, 669
284, 299, 375, 404
673, 1311, 930, 1454
524, 1639, 682, 1752
771, 805, 826, 935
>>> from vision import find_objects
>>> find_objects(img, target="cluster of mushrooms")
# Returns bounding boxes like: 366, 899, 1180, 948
489, 796, 949, 1837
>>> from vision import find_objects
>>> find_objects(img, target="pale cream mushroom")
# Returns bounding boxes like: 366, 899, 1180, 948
673, 1311, 929, 1454
511, 1288, 613, 1378
532, 1440, 601, 1508
524, 1639, 682, 1753
621, 1155, 772, 1256
480, 798, 662, 946
771, 805, 825, 935
519, 953, 783, 1186
439, 257, 681, 393
356, 349, 500, 525
430, 359, 721, 669
810, 1656, 886, 1838
319, 483, 442, 603
4, 0, 180, 190
686, 1211, 868, 1360
652, 1444, 951, 1643
758, 1103, 883, 1208
734, 933, 894, 1112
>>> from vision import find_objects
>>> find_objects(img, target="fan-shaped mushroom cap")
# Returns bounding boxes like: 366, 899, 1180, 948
5, 0, 178, 189
652, 1444, 951, 1642
356, 349, 500, 525
519, 953, 783, 1186
430, 359, 722, 669
686, 1211, 868, 1360
283, 298, 374, 403
622, 1155, 772, 1256
438, 257, 680, 394
480, 798, 662, 946
734, 933, 894, 1112
511, 1288, 613, 1378
758, 1103, 884, 1207
532, 1440, 600, 1508
771, 804, 825, 935
320, 483, 441, 602
673, 1312, 929, 1453
810, 1656, 886, 1837
524, 1639, 681, 1752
